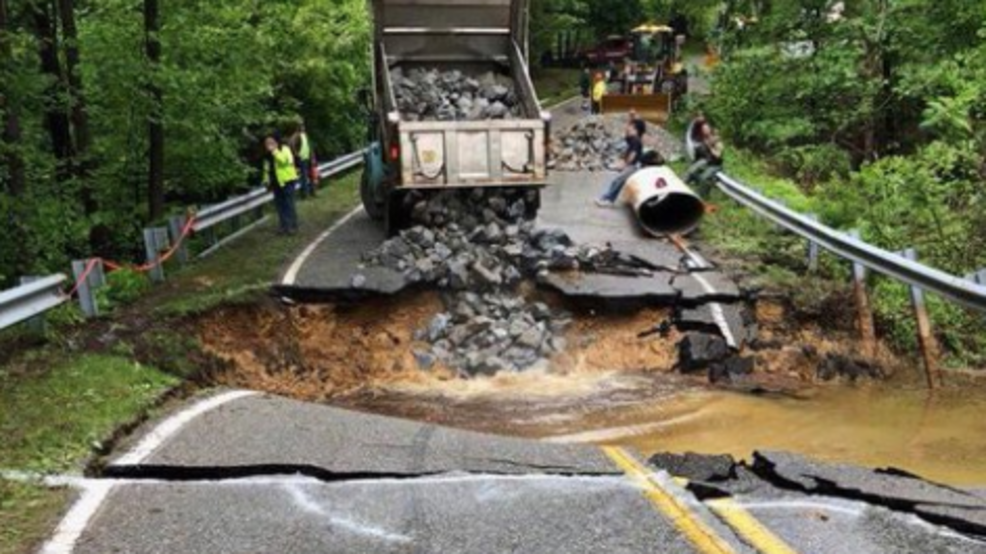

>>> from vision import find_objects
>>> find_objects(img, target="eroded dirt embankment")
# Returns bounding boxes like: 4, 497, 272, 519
194, 285, 911, 437
199, 291, 682, 402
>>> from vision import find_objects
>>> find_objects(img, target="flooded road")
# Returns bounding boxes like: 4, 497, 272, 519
583, 384, 986, 487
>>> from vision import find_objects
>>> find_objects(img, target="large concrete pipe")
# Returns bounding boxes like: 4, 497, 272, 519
621, 166, 705, 236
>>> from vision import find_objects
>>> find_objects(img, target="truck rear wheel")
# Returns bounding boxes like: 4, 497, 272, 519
360, 169, 385, 221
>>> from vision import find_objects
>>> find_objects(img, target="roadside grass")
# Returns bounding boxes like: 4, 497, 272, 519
0, 354, 177, 472
533, 68, 581, 106
0, 482, 69, 554
150, 172, 360, 317
0, 172, 361, 554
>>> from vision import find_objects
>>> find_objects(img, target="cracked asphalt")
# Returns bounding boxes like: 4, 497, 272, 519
50, 392, 986, 554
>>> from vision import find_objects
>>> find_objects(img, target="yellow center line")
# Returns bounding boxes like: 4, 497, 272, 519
706, 499, 799, 554
602, 446, 737, 554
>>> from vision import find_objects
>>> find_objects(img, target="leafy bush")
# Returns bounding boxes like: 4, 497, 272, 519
103, 269, 152, 308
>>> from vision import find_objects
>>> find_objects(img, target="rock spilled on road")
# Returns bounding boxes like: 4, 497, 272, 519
551, 115, 685, 171
356, 188, 648, 377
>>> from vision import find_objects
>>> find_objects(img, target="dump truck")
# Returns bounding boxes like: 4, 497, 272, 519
359, 0, 550, 233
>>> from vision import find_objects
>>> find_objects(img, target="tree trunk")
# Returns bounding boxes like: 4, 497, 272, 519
57, 0, 97, 214
0, 0, 25, 196
145, 0, 165, 220
30, 0, 73, 168
57, 0, 89, 160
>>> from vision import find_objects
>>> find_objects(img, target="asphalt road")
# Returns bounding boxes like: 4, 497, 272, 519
45, 391, 986, 554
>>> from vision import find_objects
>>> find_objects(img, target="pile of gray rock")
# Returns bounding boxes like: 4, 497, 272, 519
390, 67, 524, 121
551, 115, 686, 171
413, 291, 571, 376
551, 117, 625, 171
357, 188, 646, 376
361, 190, 614, 291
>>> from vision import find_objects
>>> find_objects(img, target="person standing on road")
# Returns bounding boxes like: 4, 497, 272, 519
579, 67, 592, 111
262, 134, 300, 235
591, 73, 606, 115
685, 118, 725, 196
291, 122, 315, 198
629, 109, 646, 139
595, 125, 644, 207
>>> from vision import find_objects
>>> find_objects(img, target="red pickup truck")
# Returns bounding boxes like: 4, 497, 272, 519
582, 36, 631, 65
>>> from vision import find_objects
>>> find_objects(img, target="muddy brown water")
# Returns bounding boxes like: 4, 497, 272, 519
565, 384, 986, 487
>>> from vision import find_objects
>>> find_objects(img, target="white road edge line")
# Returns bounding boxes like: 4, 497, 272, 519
115, 390, 259, 465
39, 481, 114, 554
691, 273, 738, 349
39, 390, 258, 554
281, 205, 364, 286
676, 241, 739, 349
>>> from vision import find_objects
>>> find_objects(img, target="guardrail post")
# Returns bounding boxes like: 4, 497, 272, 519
143, 227, 170, 283
805, 213, 820, 273
902, 248, 943, 389
167, 215, 190, 266
18, 277, 48, 333
847, 230, 877, 358
71, 259, 106, 318
71, 260, 96, 318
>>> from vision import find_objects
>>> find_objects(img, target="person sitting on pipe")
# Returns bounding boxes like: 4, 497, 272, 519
685, 116, 725, 196
595, 126, 664, 207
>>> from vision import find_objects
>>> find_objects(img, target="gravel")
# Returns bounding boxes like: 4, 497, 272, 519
551, 114, 685, 171
415, 291, 573, 375
357, 187, 650, 377
391, 67, 524, 122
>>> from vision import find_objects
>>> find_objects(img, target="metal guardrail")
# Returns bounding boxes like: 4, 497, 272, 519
715, 172, 986, 312
1, 149, 369, 332
190, 148, 367, 234
319, 149, 366, 178
0, 275, 68, 331
193, 189, 273, 233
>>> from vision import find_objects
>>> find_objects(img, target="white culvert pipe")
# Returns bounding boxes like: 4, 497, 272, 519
621, 166, 705, 236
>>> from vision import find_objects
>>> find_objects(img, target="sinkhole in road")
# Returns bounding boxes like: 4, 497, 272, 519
199, 289, 693, 406
195, 289, 986, 487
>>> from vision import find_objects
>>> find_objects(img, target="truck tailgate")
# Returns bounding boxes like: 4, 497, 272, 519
399, 120, 546, 187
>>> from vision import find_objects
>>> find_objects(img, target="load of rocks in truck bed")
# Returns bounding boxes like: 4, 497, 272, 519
413, 291, 571, 375
390, 67, 524, 121
551, 115, 686, 171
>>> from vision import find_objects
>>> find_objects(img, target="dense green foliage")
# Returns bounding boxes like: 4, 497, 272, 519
699, 0, 986, 363
531, 0, 721, 65
0, 0, 370, 286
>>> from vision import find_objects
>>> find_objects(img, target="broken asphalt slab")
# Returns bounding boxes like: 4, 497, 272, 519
648, 450, 986, 540
678, 303, 756, 348
538, 271, 678, 304
107, 393, 619, 478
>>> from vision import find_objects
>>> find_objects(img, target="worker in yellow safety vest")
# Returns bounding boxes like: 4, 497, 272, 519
591, 73, 606, 115
262, 134, 300, 235
291, 122, 315, 198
